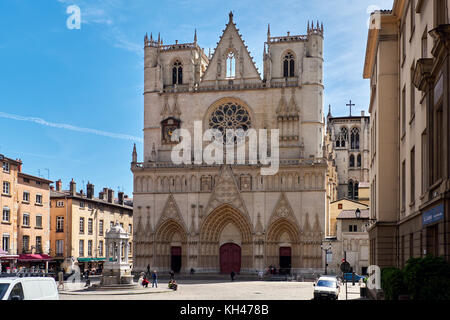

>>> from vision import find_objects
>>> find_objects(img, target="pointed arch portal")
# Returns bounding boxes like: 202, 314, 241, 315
199, 204, 253, 273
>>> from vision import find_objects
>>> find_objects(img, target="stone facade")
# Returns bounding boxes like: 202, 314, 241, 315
132, 13, 329, 274
364, 0, 450, 268
326, 109, 370, 200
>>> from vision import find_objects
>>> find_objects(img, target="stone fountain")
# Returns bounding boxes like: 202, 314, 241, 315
99, 222, 134, 286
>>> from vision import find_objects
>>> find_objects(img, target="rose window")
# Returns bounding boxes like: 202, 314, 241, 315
208, 102, 251, 144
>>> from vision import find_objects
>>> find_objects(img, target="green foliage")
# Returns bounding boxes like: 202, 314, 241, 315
381, 256, 450, 300
402, 255, 450, 300
381, 267, 405, 300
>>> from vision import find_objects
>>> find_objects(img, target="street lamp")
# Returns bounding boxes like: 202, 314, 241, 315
355, 208, 361, 219
320, 242, 332, 275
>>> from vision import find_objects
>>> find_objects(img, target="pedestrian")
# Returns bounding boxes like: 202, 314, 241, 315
230, 270, 235, 282
57, 271, 64, 291
190, 268, 195, 276
151, 270, 158, 288
169, 270, 175, 281
142, 276, 149, 288
84, 270, 90, 287
146, 264, 150, 276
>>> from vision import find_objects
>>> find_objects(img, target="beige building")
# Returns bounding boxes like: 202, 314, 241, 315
327, 209, 370, 275
50, 179, 133, 273
364, 0, 450, 268
1, 154, 52, 270
328, 198, 369, 237
132, 13, 329, 275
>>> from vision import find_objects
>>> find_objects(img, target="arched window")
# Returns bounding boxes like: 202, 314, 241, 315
283, 51, 295, 77
351, 127, 360, 150
336, 127, 348, 148
349, 155, 355, 167
357, 154, 361, 167
354, 181, 359, 199
348, 180, 354, 199
226, 51, 236, 78
172, 60, 183, 85
348, 180, 359, 200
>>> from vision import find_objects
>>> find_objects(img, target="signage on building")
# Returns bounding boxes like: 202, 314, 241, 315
422, 203, 444, 226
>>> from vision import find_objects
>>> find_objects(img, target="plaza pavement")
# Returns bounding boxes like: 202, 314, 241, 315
59, 279, 364, 300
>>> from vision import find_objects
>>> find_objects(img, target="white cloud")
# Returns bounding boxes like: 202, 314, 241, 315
0, 111, 142, 143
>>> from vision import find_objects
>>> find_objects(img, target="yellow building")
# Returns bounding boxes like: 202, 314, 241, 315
328, 198, 369, 237
1, 154, 52, 271
50, 179, 133, 273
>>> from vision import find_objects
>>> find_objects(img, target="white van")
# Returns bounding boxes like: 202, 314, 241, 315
313, 275, 340, 300
0, 277, 59, 300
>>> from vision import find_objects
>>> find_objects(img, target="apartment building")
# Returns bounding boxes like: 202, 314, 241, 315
0, 154, 52, 270
50, 179, 133, 273
364, 0, 450, 268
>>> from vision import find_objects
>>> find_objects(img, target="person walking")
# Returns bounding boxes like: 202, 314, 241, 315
146, 264, 150, 276
169, 270, 175, 281
230, 270, 235, 282
151, 270, 158, 288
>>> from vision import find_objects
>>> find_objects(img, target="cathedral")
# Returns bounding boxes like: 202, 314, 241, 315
131, 12, 329, 275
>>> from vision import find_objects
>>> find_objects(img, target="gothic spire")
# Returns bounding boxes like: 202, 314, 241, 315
228, 11, 234, 23
157, 32, 160, 44
267, 23, 271, 40
194, 29, 197, 43
132, 143, 137, 163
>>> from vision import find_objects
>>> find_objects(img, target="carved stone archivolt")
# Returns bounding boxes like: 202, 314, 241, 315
265, 193, 302, 268
199, 204, 254, 272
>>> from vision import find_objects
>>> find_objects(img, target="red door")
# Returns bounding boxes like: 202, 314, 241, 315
220, 243, 241, 274
170, 246, 182, 273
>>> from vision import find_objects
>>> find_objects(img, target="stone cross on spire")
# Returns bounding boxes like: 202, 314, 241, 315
229, 11, 233, 23
346, 100, 355, 117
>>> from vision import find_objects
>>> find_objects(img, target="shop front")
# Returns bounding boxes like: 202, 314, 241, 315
421, 202, 446, 258
17, 254, 53, 272
0, 249, 19, 273
77, 257, 106, 275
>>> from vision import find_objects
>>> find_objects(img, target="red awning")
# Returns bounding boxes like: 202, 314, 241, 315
18, 254, 53, 262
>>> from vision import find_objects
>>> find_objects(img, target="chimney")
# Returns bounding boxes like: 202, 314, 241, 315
361, 110, 365, 117
118, 192, 124, 205
107, 189, 114, 203
17, 159, 22, 172
56, 179, 62, 192
50, 185, 55, 191
87, 182, 94, 199
70, 179, 76, 196
99, 192, 104, 200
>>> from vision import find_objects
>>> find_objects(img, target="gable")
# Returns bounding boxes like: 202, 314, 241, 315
202, 12, 261, 82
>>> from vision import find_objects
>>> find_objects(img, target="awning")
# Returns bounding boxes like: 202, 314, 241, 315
17, 254, 53, 262
0, 249, 19, 260
77, 257, 106, 262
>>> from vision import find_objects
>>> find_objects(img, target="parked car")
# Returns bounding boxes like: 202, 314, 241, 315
0, 277, 59, 300
313, 276, 340, 300
343, 273, 367, 282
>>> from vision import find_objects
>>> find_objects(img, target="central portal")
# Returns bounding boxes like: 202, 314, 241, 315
220, 243, 241, 274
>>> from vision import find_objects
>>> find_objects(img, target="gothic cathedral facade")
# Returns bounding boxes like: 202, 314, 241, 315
132, 12, 328, 274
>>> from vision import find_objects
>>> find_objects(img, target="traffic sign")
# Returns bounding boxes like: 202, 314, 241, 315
340, 261, 351, 273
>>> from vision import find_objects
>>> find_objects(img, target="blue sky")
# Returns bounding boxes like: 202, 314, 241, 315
0, 0, 393, 196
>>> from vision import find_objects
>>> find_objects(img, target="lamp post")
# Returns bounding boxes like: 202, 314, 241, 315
320, 242, 332, 275
355, 208, 361, 219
